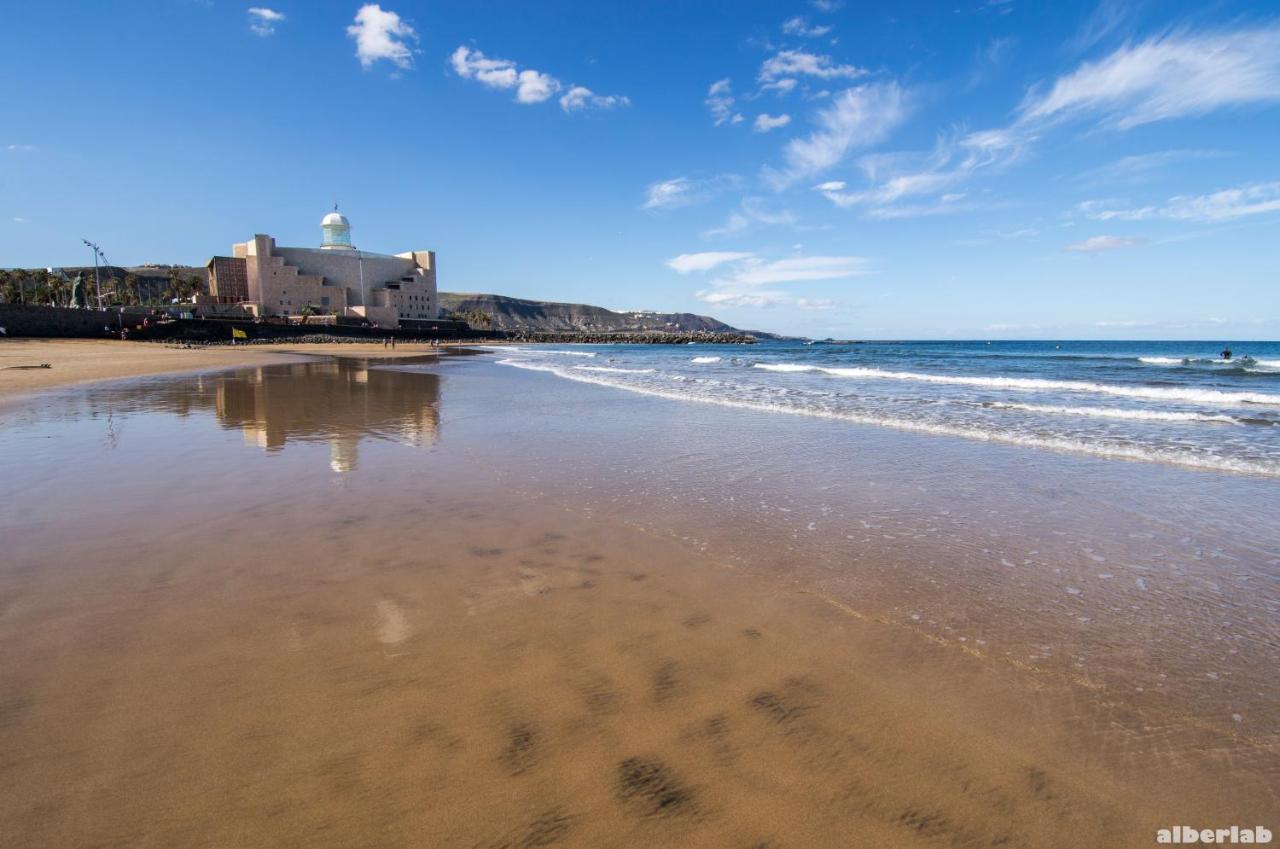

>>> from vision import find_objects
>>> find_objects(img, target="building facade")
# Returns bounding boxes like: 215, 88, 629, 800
205, 210, 439, 328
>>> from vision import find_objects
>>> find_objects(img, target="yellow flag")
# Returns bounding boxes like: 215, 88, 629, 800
231, 328, 248, 340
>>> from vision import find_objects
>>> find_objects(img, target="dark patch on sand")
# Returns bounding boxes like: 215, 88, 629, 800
652, 660, 682, 703
616, 757, 697, 818
748, 690, 815, 727
682, 612, 712, 629
741, 627, 763, 639
0, 693, 33, 729
580, 674, 621, 715
479, 807, 574, 849
1027, 767, 1054, 801
471, 547, 506, 558
501, 723, 542, 776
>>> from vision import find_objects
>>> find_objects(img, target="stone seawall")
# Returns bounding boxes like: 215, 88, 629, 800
0, 304, 135, 338
0, 305, 495, 342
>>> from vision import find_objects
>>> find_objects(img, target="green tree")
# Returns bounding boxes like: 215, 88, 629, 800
123, 273, 140, 306
0, 270, 17, 304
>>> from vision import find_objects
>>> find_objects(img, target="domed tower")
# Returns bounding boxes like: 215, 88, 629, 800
320, 206, 354, 250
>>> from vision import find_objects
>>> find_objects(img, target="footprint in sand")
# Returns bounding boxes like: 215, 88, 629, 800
375, 600, 412, 645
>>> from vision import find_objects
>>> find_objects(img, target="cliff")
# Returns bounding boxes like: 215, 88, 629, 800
438, 292, 778, 338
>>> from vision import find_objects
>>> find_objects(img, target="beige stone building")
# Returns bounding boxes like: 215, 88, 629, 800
206, 209, 438, 328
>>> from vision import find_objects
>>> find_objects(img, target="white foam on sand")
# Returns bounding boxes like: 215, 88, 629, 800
496, 358, 1280, 477
752, 363, 1280, 407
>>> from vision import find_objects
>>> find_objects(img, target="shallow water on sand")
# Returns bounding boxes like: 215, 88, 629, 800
0, 355, 1276, 847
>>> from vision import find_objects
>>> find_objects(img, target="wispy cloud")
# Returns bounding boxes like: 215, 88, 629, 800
782, 17, 832, 38
559, 86, 630, 112
1018, 26, 1280, 131
810, 24, 1280, 224
642, 174, 741, 211
666, 251, 756, 274
754, 113, 791, 133
1065, 234, 1144, 252
247, 7, 284, 37
452, 46, 626, 110
766, 82, 909, 188
758, 50, 866, 83
1080, 181, 1280, 222
809, 0, 844, 11
5, 144, 35, 152
706, 78, 743, 126
672, 252, 870, 309
348, 4, 417, 71
702, 197, 797, 238
1077, 148, 1224, 185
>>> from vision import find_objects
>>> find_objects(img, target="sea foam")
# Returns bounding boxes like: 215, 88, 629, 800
752, 363, 1280, 406
496, 358, 1280, 477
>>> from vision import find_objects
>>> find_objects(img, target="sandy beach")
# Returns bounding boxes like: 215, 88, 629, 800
0, 339, 486, 402
1, 346, 1276, 848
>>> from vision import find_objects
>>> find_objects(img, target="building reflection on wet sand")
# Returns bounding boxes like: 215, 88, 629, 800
82, 359, 442, 472
214, 361, 441, 472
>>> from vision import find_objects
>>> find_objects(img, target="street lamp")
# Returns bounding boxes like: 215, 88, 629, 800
81, 239, 109, 311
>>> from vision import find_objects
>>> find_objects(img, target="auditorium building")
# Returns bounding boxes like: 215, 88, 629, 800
205, 208, 439, 329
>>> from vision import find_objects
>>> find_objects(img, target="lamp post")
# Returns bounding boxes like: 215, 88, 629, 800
81, 239, 108, 311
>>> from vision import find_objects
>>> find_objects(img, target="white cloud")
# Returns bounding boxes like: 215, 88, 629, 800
685, 252, 870, 309
702, 197, 797, 238
515, 69, 559, 104
760, 78, 799, 96
706, 78, 743, 126
1065, 235, 1143, 253
768, 82, 908, 187
451, 46, 518, 89
796, 297, 836, 310
451, 47, 559, 102
247, 7, 284, 37
452, 46, 624, 110
1078, 149, 1223, 184
812, 126, 1022, 216
782, 17, 832, 38
348, 4, 417, 71
1018, 26, 1280, 131
809, 0, 844, 11
559, 85, 630, 112
754, 113, 791, 133
759, 50, 866, 83
717, 255, 870, 287
12, 216, 26, 224
816, 25, 1280, 223
695, 290, 788, 308
1081, 181, 1280, 223
666, 251, 756, 274
642, 174, 740, 211
6, 144, 35, 152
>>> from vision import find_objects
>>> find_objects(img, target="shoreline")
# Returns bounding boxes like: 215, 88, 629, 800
0, 338, 478, 404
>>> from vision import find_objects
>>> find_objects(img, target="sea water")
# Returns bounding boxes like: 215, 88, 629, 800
490, 340, 1280, 477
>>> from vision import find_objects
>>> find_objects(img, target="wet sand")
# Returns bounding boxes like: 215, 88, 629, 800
1, 355, 1276, 847
0, 339, 468, 403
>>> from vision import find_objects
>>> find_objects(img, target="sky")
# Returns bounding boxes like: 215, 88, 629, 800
2, 0, 1278, 339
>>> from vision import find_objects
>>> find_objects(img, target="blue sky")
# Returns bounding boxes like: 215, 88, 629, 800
2, 1, 1278, 339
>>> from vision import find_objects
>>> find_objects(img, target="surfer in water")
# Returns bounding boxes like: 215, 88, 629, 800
1221, 345, 1233, 360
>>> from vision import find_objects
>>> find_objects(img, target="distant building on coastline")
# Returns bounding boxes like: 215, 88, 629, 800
204, 208, 439, 329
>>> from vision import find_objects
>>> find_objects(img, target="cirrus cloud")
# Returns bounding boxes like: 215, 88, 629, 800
1065, 235, 1144, 253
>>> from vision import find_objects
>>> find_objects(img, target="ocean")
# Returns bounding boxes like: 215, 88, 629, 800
489, 339, 1280, 477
